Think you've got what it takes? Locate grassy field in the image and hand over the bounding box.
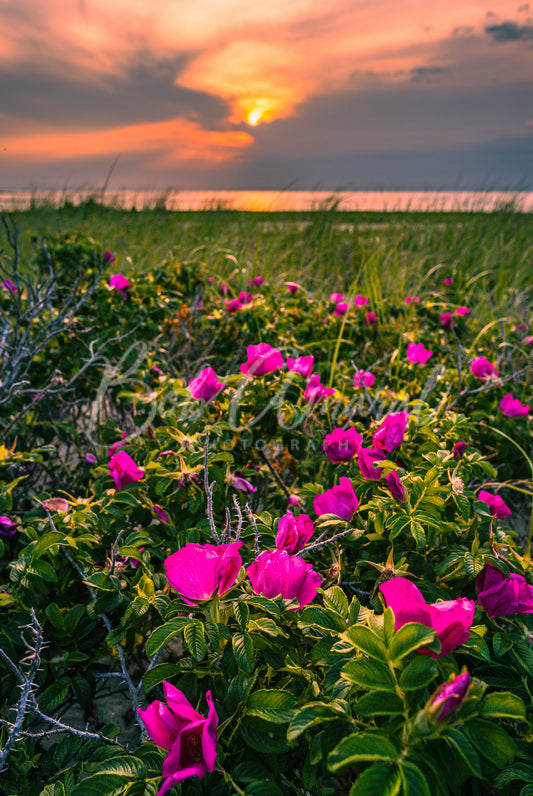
[2,199,532,321]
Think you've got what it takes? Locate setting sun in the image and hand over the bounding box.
[247,107,264,126]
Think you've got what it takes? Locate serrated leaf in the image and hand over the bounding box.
[297,605,348,633]
[348,597,361,625]
[46,603,65,630]
[232,631,255,671]
[410,521,426,548]
[465,719,517,768]
[142,663,180,693]
[39,682,70,713]
[183,621,206,661]
[354,692,404,716]
[246,689,298,724]
[480,692,527,721]
[71,773,132,796]
[444,727,483,778]
[93,756,147,777]
[145,618,191,657]
[31,531,64,561]
[234,600,250,630]
[329,734,398,772]
[495,763,533,789]
[244,596,281,619]
[287,702,347,741]
[348,763,401,796]
[341,625,388,662]
[324,586,349,617]
[341,658,396,692]
[389,622,437,663]
[248,617,286,637]
[400,761,432,796]
[399,656,438,691]
[224,672,258,714]
[244,782,284,796]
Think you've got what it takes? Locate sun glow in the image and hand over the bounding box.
[241,98,278,126]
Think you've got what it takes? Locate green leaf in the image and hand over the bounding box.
[383,607,395,646]
[46,603,65,630]
[324,586,349,617]
[244,596,281,619]
[287,702,348,741]
[71,773,132,796]
[246,689,298,724]
[410,521,427,548]
[142,663,181,693]
[329,734,398,772]
[480,692,527,721]
[234,600,250,630]
[248,617,285,637]
[341,659,396,692]
[39,681,70,713]
[348,763,401,796]
[348,597,361,625]
[244,782,284,796]
[399,656,438,691]
[183,621,206,661]
[83,572,118,592]
[512,640,533,675]
[400,761,432,796]
[389,623,437,663]
[354,692,404,716]
[495,763,533,789]
[444,728,483,778]
[232,631,255,671]
[93,757,147,777]
[341,626,388,662]
[297,605,348,633]
[225,672,258,714]
[465,719,517,768]
[31,531,64,561]
[145,618,191,657]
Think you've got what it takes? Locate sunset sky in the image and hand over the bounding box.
[1,0,532,190]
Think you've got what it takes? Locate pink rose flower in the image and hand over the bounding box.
[499,393,529,417]
[407,342,433,365]
[109,273,131,298]
[357,447,386,481]
[372,411,408,453]
[137,682,217,796]
[478,489,511,519]
[476,564,533,617]
[188,367,225,402]
[107,432,129,457]
[354,294,369,306]
[165,541,243,605]
[220,282,229,295]
[238,291,253,305]
[240,343,284,376]
[330,292,344,303]
[440,312,454,329]
[304,374,335,404]
[322,427,362,463]
[426,673,471,722]
[333,301,349,317]
[385,471,405,502]
[1,278,18,294]
[286,281,300,294]
[288,494,300,507]
[103,251,116,264]
[455,306,470,316]
[253,275,264,287]
[405,296,420,305]
[353,370,375,389]
[470,356,497,380]
[232,476,257,494]
[275,510,314,554]
[247,549,321,608]
[364,311,378,325]
[109,451,144,490]
[224,298,243,313]
[286,355,314,377]
[154,505,170,524]
[84,452,97,464]
[313,476,359,521]
[453,441,466,459]
[0,516,17,537]
[379,577,475,658]
[442,278,453,286]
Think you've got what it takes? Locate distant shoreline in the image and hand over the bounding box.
[1,188,533,213]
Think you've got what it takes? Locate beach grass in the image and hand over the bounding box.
[1,198,532,320]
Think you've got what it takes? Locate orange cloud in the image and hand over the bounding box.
[2,117,254,166]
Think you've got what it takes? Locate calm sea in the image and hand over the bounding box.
[1,189,533,213]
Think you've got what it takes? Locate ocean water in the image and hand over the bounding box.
[1,189,532,213]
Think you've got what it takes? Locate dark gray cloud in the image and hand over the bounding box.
[0,53,231,129]
[2,134,531,191]
[410,66,449,81]
[485,21,533,41]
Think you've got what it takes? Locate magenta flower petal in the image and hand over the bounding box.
[478,490,511,519]
[372,411,408,453]
[313,476,358,520]
[189,367,225,401]
[240,343,284,376]
[247,549,321,608]
[322,427,362,463]
[164,542,243,604]
[275,510,314,554]
[476,564,533,617]
[109,451,144,490]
